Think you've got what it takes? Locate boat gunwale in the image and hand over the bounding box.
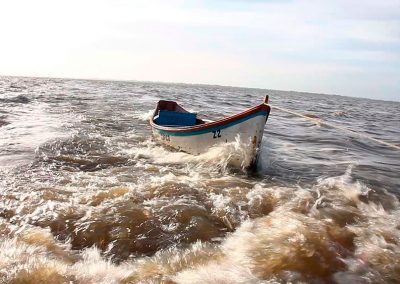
[149,101,271,133]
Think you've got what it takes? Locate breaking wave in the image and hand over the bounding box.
[1,168,399,283]
[125,135,258,172]
[1,77,399,283]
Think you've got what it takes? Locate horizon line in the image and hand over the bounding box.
[1,73,398,103]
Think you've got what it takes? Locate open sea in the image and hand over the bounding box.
[0,76,399,283]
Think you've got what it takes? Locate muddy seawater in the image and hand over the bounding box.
[0,76,399,283]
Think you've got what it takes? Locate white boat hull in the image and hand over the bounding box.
[149,97,271,168]
[152,114,267,162]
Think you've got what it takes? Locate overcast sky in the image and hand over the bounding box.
[0,0,399,101]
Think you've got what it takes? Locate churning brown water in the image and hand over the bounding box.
[0,76,399,283]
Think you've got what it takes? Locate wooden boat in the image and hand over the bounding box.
[149,96,271,167]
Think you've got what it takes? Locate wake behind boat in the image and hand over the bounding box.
[149,96,271,167]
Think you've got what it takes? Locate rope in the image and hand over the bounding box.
[271,105,400,151]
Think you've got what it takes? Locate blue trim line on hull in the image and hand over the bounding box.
[157,111,269,136]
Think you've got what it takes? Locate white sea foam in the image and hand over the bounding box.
[0,102,76,167]
[0,167,399,283]
[124,135,256,173]
[132,110,154,122]
[1,78,399,283]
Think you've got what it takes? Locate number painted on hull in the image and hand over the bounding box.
[212,130,221,139]
[161,134,170,141]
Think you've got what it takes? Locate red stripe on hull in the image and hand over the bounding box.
[150,101,271,133]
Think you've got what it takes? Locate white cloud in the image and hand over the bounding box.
[0,0,399,100]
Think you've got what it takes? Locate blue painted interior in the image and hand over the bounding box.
[155,110,197,126]
[157,110,269,136]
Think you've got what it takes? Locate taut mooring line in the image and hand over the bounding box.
[271,105,400,151]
